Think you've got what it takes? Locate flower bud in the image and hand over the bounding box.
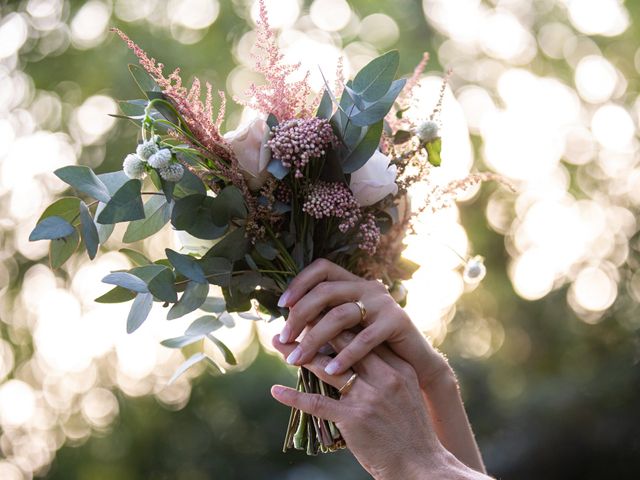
[159,163,184,182]
[122,153,146,179]
[148,149,172,169]
[415,120,440,143]
[136,140,159,161]
[463,255,486,284]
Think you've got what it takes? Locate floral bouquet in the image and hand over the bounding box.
[28,1,492,455]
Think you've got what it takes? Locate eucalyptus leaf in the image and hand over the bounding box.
[349,78,406,127]
[79,201,99,259]
[94,202,114,244]
[352,50,399,101]
[342,120,384,174]
[94,286,136,304]
[97,171,130,196]
[206,335,237,365]
[123,195,171,243]
[119,248,152,266]
[102,272,149,293]
[128,64,161,97]
[49,229,79,269]
[173,167,206,198]
[218,311,235,327]
[54,165,111,203]
[96,179,145,224]
[165,248,207,284]
[199,256,232,287]
[185,315,224,336]
[316,88,333,119]
[200,297,226,313]
[211,186,248,221]
[167,281,209,320]
[172,194,228,240]
[118,99,147,118]
[126,292,153,333]
[38,197,80,223]
[161,335,205,349]
[255,242,278,260]
[167,352,206,385]
[30,216,75,241]
[202,227,249,263]
[130,264,177,303]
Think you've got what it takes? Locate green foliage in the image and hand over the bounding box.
[425,137,442,167]
[96,179,145,224]
[49,229,80,269]
[165,248,207,284]
[37,197,81,223]
[127,292,154,333]
[167,281,209,320]
[185,315,224,336]
[123,195,172,243]
[128,64,160,97]
[54,165,111,203]
[79,201,99,259]
[102,272,149,293]
[341,119,384,173]
[352,50,399,101]
[29,216,75,241]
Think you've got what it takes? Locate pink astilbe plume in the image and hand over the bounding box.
[238,0,312,121]
[110,28,233,164]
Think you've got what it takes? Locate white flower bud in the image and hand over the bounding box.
[122,153,146,179]
[148,149,172,169]
[463,255,486,284]
[159,163,184,182]
[390,282,408,305]
[136,140,159,161]
[415,120,440,143]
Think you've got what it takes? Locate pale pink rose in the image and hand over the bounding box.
[349,150,398,207]
[223,116,271,190]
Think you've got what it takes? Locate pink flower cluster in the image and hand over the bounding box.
[357,213,381,255]
[302,182,360,233]
[268,118,336,178]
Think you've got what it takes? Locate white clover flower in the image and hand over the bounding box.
[159,163,184,182]
[148,149,172,169]
[122,153,147,179]
[463,255,486,285]
[415,120,440,143]
[136,140,159,161]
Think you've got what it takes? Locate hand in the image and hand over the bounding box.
[278,258,450,392]
[270,332,491,480]
[278,258,486,473]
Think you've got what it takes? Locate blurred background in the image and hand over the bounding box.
[1,0,639,478]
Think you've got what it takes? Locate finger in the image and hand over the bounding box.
[289,303,363,365]
[271,386,344,422]
[372,342,418,381]
[272,336,355,389]
[325,321,394,376]
[329,330,393,381]
[278,258,360,309]
[281,281,365,344]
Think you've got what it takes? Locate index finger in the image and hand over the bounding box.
[278,258,360,308]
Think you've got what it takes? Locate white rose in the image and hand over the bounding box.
[223,116,271,190]
[349,150,398,207]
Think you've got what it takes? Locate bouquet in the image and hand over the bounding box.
[29,1,493,455]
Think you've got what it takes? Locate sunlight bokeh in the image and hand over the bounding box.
[0,0,638,477]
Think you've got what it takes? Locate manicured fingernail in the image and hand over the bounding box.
[324,360,340,375]
[279,324,291,343]
[277,290,290,308]
[286,347,302,365]
[271,385,285,397]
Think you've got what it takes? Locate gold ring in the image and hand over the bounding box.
[353,300,367,322]
[338,373,358,396]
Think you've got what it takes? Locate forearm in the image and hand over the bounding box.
[421,369,486,474]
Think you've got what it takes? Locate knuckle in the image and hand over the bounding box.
[331,303,352,319]
[313,258,331,271]
[356,328,377,348]
[314,281,331,295]
[309,394,325,414]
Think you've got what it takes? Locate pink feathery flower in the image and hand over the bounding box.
[110,28,233,164]
[267,118,336,178]
[385,52,430,132]
[237,0,313,121]
[303,182,360,233]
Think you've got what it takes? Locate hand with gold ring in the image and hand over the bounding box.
[277,258,486,474]
[270,332,493,480]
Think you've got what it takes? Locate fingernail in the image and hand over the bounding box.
[277,290,290,308]
[271,385,285,397]
[286,347,302,365]
[324,360,340,375]
[279,324,291,343]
